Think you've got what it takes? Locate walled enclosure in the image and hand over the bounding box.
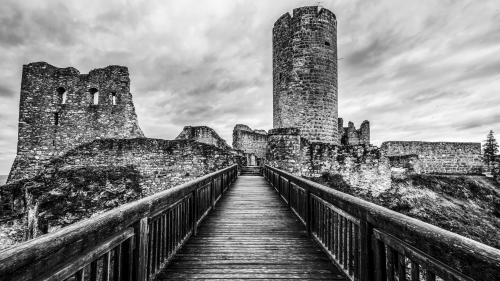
[176,126,232,151]
[267,128,391,195]
[8,62,144,183]
[273,6,338,144]
[232,124,268,166]
[381,141,483,174]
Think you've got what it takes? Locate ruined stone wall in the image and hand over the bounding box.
[0,137,241,237]
[176,126,231,150]
[266,128,390,194]
[8,62,144,183]
[381,141,483,174]
[54,138,240,195]
[273,6,338,144]
[232,124,268,161]
[338,118,370,145]
[387,154,422,175]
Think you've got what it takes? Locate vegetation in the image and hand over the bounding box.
[483,130,499,167]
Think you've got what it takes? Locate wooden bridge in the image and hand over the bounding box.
[1,165,499,281]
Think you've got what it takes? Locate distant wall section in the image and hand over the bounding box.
[232,124,268,166]
[176,126,231,150]
[381,141,483,174]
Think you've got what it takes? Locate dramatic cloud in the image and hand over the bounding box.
[0,0,499,174]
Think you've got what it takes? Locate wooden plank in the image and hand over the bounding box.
[156,176,347,280]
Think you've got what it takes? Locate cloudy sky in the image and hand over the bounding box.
[0,0,499,175]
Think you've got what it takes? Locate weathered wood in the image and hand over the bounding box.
[37,227,133,281]
[135,217,148,281]
[0,165,237,281]
[264,165,500,281]
[156,176,347,280]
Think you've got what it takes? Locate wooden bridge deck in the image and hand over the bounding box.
[156,175,347,280]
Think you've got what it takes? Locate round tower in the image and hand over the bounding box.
[273,6,338,144]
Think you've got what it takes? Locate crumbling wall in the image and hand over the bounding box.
[0,137,241,239]
[232,124,268,165]
[8,62,144,183]
[273,6,338,144]
[387,154,422,176]
[381,141,483,174]
[338,118,370,145]
[176,126,231,150]
[266,127,390,194]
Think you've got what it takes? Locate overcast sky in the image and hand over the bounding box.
[0,0,499,175]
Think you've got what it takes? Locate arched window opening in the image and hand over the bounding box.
[57,87,67,104]
[54,112,59,126]
[111,92,117,105]
[89,88,99,105]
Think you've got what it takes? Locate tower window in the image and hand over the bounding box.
[54,112,59,125]
[111,92,117,105]
[57,87,67,104]
[89,88,99,105]
[325,41,331,47]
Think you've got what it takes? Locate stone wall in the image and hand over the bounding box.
[338,119,370,145]
[381,141,483,174]
[176,126,231,150]
[8,62,144,183]
[232,124,268,165]
[387,154,422,176]
[0,137,241,237]
[266,127,391,194]
[266,128,302,173]
[273,6,338,144]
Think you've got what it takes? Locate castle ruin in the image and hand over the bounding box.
[0,5,487,239]
[8,62,144,182]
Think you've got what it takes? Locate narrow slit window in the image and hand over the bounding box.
[57,87,67,104]
[54,112,59,125]
[111,92,117,105]
[89,88,99,105]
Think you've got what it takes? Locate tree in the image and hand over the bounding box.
[483,130,499,167]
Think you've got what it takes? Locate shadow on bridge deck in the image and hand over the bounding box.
[155,175,347,280]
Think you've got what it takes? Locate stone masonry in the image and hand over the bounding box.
[232,124,268,166]
[8,62,144,182]
[176,126,232,151]
[381,141,483,174]
[338,119,370,145]
[273,6,338,144]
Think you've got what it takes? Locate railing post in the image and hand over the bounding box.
[359,219,374,281]
[134,217,149,281]
[306,190,312,236]
[210,178,215,210]
[191,189,198,236]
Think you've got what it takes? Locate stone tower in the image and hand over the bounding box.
[8,62,144,182]
[273,6,338,144]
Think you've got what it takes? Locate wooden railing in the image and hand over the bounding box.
[264,165,500,281]
[0,165,238,281]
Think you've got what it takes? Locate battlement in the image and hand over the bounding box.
[338,119,370,146]
[273,6,336,29]
[8,62,144,182]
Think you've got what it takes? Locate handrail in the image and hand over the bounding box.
[0,164,238,281]
[263,165,500,281]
